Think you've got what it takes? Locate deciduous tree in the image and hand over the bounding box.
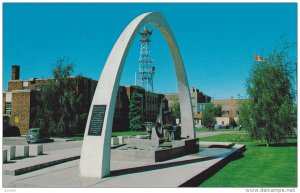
[214,104,222,117]
[239,43,296,146]
[32,58,89,136]
[229,117,237,128]
[202,103,217,130]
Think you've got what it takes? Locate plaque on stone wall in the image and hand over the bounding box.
[88,105,106,136]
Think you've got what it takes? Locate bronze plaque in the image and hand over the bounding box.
[88,105,106,136]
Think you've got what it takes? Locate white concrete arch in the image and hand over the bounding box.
[80,12,195,178]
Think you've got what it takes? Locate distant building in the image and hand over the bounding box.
[211,98,248,118]
[113,85,165,131]
[164,87,211,124]
[3,65,166,134]
[211,98,249,126]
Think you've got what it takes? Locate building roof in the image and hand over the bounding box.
[8,75,97,82]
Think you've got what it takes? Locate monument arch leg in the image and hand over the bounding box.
[80,12,195,178]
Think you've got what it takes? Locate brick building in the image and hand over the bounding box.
[113,85,165,131]
[3,65,98,135]
[164,87,211,124]
[3,65,166,134]
[211,98,248,118]
[211,98,249,126]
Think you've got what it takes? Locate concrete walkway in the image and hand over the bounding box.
[2,131,240,177]
[196,131,243,138]
[3,143,246,188]
[3,147,81,176]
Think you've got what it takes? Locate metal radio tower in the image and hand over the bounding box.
[137,26,155,92]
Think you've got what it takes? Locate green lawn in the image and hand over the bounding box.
[195,127,240,133]
[199,134,297,187]
[111,131,148,137]
[53,131,148,141]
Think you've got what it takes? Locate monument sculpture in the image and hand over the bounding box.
[111,98,199,163]
[80,12,195,178]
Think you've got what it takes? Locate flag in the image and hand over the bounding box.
[254,52,267,62]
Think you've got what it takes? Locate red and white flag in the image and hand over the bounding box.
[254,52,267,62]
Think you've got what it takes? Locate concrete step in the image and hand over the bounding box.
[3,148,81,176]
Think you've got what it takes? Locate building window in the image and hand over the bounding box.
[222,111,229,116]
[236,111,240,115]
[197,103,209,114]
[35,85,42,91]
[23,81,29,89]
[5,102,11,115]
[222,104,229,109]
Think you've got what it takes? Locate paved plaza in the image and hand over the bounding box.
[2,133,245,188]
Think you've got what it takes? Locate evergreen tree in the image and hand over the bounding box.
[129,90,144,131]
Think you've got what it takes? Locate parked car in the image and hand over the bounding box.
[26,128,50,143]
[214,124,226,129]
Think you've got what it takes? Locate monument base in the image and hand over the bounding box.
[111,138,199,162]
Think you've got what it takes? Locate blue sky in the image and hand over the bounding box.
[3,3,297,99]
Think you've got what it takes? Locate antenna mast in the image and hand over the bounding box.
[137,26,155,92]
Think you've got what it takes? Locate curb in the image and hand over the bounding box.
[179,144,246,187]
[3,155,80,176]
